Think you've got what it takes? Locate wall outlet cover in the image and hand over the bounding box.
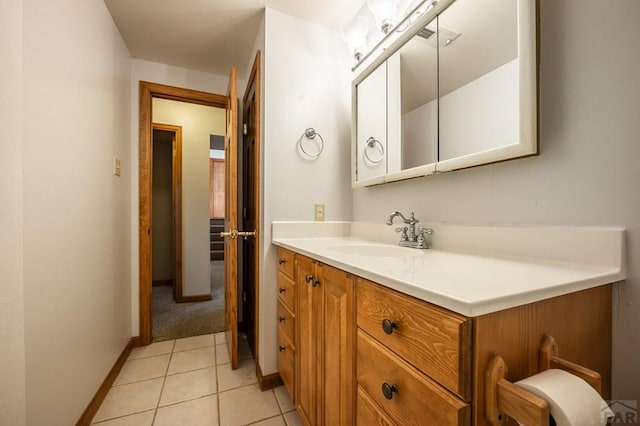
[314,204,325,222]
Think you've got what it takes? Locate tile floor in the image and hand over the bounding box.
[92,333,302,426]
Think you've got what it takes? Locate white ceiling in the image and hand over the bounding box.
[104,0,365,76]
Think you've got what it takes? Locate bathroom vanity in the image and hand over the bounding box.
[272,222,625,425]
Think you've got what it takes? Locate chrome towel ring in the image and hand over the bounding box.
[364,137,384,164]
[297,128,324,158]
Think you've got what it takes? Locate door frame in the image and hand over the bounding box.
[152,123,183,301]
[139,81,227,345]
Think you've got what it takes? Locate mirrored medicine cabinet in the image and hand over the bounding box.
[351,0,538,187]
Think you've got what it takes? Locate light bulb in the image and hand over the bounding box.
[341,16,369,61]
[367,0,398,34]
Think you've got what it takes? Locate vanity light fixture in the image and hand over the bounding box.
[341,16,370,61]
[396,0,435,32]
[367,0,399,34]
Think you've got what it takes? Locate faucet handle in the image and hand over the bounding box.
[418,227,434,236]
[395,227,409,241]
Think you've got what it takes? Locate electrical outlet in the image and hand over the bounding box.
[113,157,121,177]
[314,204,325,222]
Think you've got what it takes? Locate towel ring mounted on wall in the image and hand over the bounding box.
[297,128,324,159]
[363,136,384,164]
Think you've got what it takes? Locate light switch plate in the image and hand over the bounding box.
[314,204,325,222]
[113,157,121,177]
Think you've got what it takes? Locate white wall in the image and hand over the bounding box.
[129,60,239,334]
[152,98,225,296]
[261,8,353,374]
[352,0,640,400]
[21,0,132,423]
[0,0,26,423]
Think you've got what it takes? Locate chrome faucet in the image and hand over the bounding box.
[386,211,434,249]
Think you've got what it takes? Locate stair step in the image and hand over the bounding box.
[210,241,224,250]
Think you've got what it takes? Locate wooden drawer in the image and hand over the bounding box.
[276,247,295,279]
[277,330,295,401]
[357,385,395,426]
[277,300,295,345]
[277,271,296,311]
[357,279,471,399]
[357,330,469,426]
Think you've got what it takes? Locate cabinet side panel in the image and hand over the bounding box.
[473,285,612,426]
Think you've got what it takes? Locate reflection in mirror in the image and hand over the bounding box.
[392,18,438,171]
[356,63,387,182]
[438,0,519,161]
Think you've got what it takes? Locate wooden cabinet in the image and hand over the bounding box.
[276,247,611,426]
[295,255,355,426]
[276,248,296,400]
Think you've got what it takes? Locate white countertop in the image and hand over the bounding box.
[271,222,626,317]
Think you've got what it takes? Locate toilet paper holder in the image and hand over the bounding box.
[485,334,603,426]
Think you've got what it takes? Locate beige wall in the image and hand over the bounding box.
[352,0,640,400]
[21,0,132,423]
[152,98,225,296]
[0,0,26,423]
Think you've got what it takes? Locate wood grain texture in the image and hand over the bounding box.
[76,337,138,425]
[210,159,225,219]
[277,247,295,279]
[357,385,396,426]
[318,263,356,426]
[277,300,295,347]
[224,66,239,369]
[473,284,612,426]
[357,278,471,399]
[256,364,284,391]
[139,81,226,345]
[295,255,317,426]
[277,271,296,313]
[278,327,296,401]
[357,330,470,426]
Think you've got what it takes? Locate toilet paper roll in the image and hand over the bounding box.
[515,369,613,426]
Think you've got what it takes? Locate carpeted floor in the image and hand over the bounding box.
[152,260,225,342]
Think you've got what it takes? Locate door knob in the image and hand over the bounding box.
[237,230,256,238]
[220,230,238,239]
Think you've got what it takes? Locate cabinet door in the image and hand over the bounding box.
[318,264,355,426]
[295,255,318,426]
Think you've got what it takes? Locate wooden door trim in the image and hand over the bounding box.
[243,51,263,384]
[152,123,183,302]
[210,158,225,219]
[139,81,226,345]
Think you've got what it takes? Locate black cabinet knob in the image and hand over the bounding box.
[305,274,313,283]
[279,288,286,294]
[279,316,286,323]
[381,383,398,400]
[312,279,321,287]
[279,258,286,265]
[279,345,286,352]
[382,319,398,335]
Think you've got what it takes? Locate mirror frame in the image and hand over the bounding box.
[351,0,538,187]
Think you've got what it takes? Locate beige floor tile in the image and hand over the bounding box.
[284,410,303,426]
[214,332,226,345]
[128,341,174,360]
[216,343,230,365]
[159,367,217,406]
[251,415,286,426]
[154,395,218,426]
[174,334,215,352]
[167,346,215,375]
[113,354,170,385]
[218,385,280,426]
[93,378,163,423]
[90,410,154,425]
[273,386,295,413]
[217,358,257,392]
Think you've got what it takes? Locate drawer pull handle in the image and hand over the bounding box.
[279,345,286,352]
[382,319,398,335]
[305,274,314,283]
[279,258,286,265]
[279,316,286,323]
[381,383,398,400]
[312,279,321,288]
[279,288,286,294]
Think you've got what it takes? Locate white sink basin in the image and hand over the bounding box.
[328,244,423,258]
